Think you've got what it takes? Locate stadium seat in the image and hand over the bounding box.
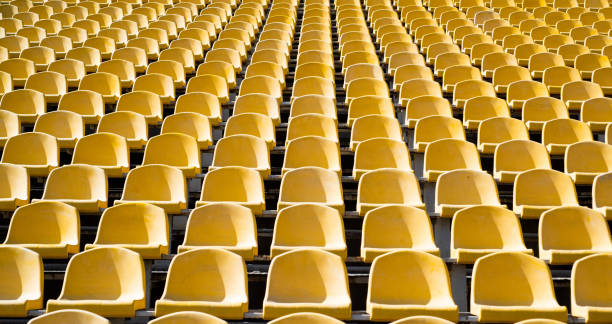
[238,76,281,104]
[344,63,383,89]
[48,59,87,87]
[233,93,280,126]
[539,206,612,265]
[405,96,452,128]
[78,72,121,104]
[1,132,58,177]
[0,89,45,124]
[593,172,612,220]
[575,53,611,79]
[565,141,612,184]
[267,312,344,324]
[494,140,551,183]
[149,311,227,324]
[506,80,549,110]
[478,116,529,154]
[435,169,501,217]
[245,62,285,88]
[282,136,341,175]
[133,73,176,104]
[160,112,212,149]
[451,205,531,263]
[85,203,168,259]
[580,97,612,132]
[514,169,579,219]
[142,133,200,177]
[292,76,335,101]
[116,90,163,124]
[353,138,411,180]
[367,250,458,322]
[58,90,103,124]
[470,252,568,322]
[345,78,389,105]
[72,133,129,177]
[442,66,481,94]
[198,166,265,215]
[350,115,403,151]
[210,134,270,178]
[178,203,257,260]
[271,203,346,259]
[98,59,136,88]
[492,65,531,94]
[0,58,35,88]
[20,46,55,71]
[278,166,344,213]
[542,118,593,155]
[592,67,612,95]
[413,116,464,153]
[97,111,148,149]
[127,37,160,60]
[262,248,351,320]
[115,164,187,213]
[46,247,145,317]
[452,80,496,108]
[0,110,19,148]
[24,71,67,104]
[346,96,394,127]
[399,79,442,107]
[28,310,110,324]
[33,111,83,148]
[155,248,248,319]
[357,169,424,216]
[286,114,338,145]
[542,66,582,95]
[394,65,434,92]
[361,205,438,262]
[463,96,509,131]
[174,92,222,126]
[561,80,604,110]
[571,253,612,323]
[0,246,43,317]
[522,97,569,131]
[424,139,481,182]
[224,113,276,150]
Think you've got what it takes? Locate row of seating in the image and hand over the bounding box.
[2,244,610,322]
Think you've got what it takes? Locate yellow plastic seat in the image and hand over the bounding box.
[357,168,424,216]
[296,62,335,84]
[413,115,464,153]
[361,205,438,262]
[542,118,593,155]
[184,74,228,104]
[150,311,228,324]
[478,116,529,154]
[522,97,569,131]
[72,133,129,177]
[513,169,579,219]
[0,246,43,317]
[116,90,162,124]
[404,96,452,128]
[0,110,19,148]
[451,205,531,263]
[592,67,612,96]
[452,79,496,108]
[539,206,612,265]
[47,59,86,87]
[210,134,270,178]
[224,113,276,150]
[367,250,458,322]
[98,59,136,88]
[250,49,287,74]
[289,94,336,121]
[492,65,531,95]
[170,38,204,62]
[470,252,568,322]
[424,139,482,182]
[565,141,612,184]
[399,79,442,107]
[0,163,28,211]
[350,114,402,151]
[33,164,106,213]
[245,62,285,88]
[593,171,612,220]
[393,65,434,92]
[20,46,54,71]
[286,114,337,145]
[346,95,394,127]
[3,201,79,259]
[28,310,111,324]
[83,36,115,60]
[561,80,604,110]
[571,253,612,323]
[267,312,344,324]
[292,76,335,102]
[115,164,186,213]
[353,138,411,180]
[142,133,200,177]
[57,90,103,124]
[542,66,581,95]
[233,93,280,126]
[133,73,175,104]
[127,37,160,60]
[197,166,265,215]
[159,47,195,74]
[16,26,45,45]
[575,53,611,79]
[271,203,346,259]
[507,80,549,110]
[441,65,480,94]
[174,92,221,126]
[24,71,67,104]
[464,96,510,131]
[282,136,341,175]
[196,61,236,90]
[85,203,168,259]
[481,52,518,78]
[178,203,257,259]
[263,248,351,320]
[0,58,34,87]
[581,97,612,132]
[97,111,147,149]
[0,88,44,123]
[435,169,501,217]
[278,167,344,213]
[160,112,212,150]
[78,72,121,104]
[388,52,425,76]
[33,111,83,148]
[494,139,551,183]
[155,248,248,319]
[46,247,145,317]
[1,132,58,177]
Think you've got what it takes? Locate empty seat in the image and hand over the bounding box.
[178,203,257,260]
[0,163,28,211]
[478,116,529,154]
[0,246,43,317]
[78,72,121,103]
[20,46,54,71]
[542,118,593,155]
[233,93,280,126]
[263,248,351,320]
[155,248,248,319]
[494,140,551,183]
[72,133,129,177]
[160,112,211,150]
[580,97,612,132]
[561,80,604,110]
[413,116,464,153]
[404,96,452,128]
[142,133,200,177]
[388,316,456,324]
[98,59,136,88]
[271,203,346,259]
[115,165,186,213]
[28,310,110,324]
[470,252,568,322]
[174,92,222,126]
[357,169,424,216]
[84,202,168,259]
[507,80,549,110]
[451,205,531,264]
[116,90,163,124]
[48,59,86,87]
[57,90,103,124]
[539,206,612,265]
[361,205,438,262]
[575,53,611,79]
[0,58,34,88]
[492,65,531,94]
[346,96,394,127]
[198,166,265,215]
[1,132,58,177]
[46,247,145,317]
[514,169,579,219]
[33,111,83,148]
[97,111,147,149]
[453,80,496,108]
[350,115,402,151]
[367,250,458,322]
[278,166,343,213]
[224,113,276,150]
[399,79,442,107]
[424,139,481,182]
[353,138,411,180]
[245,62,285,88]
[592,67,612,95]
[593,172,612,220]
[133,73,175,104]
[522,97,569,131]
[571,253,612,323]
[542,66,582,95]
[345,78,389,105]
[565,141,612,184]
[435,169,501,217]
[24,71,67,104]
[286,114,338,145]
[282,136,341,175]
[210,134,270,179]
[292,76,335,101]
